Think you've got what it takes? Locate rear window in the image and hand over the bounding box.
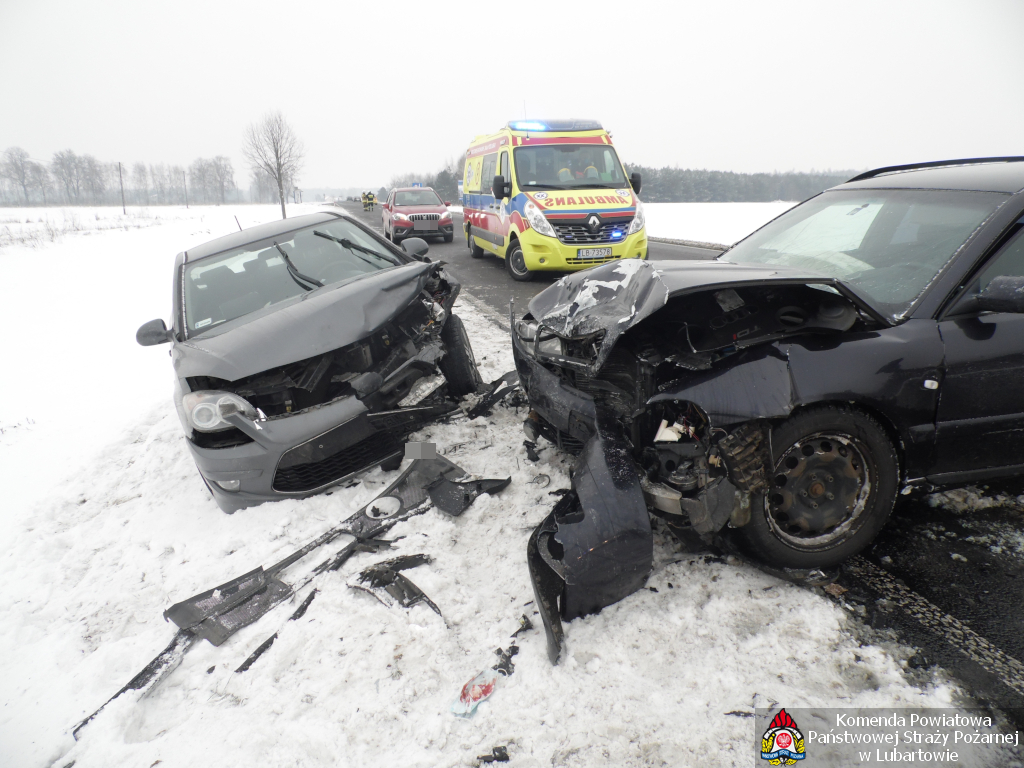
[395,190,442,206]
[183,217,400,336]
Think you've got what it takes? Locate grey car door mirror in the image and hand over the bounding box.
[976,275,1024,314]
[401,237,430,260]
[137,318,172,346]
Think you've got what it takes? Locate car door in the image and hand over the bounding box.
[383,190,394,232]
[931,215,1024,479]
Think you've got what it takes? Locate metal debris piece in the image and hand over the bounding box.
[523,440,540,462]
[427,476,512,516]
[529,474,551,488]
[492,644,519,676]
[349,554,442,617]
[477,746,510,763]
[510,614,534,639]
[466,371,519,420]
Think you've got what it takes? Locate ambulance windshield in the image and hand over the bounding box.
[514,145,628,189]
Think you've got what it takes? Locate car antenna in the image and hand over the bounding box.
[234,215,243,232]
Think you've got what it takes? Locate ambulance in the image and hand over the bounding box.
[462,119,646,281]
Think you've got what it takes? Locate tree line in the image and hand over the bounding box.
[621,165,861,203]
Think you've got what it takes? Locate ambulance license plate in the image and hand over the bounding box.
[577,247,612,259]
[414,221,438,231]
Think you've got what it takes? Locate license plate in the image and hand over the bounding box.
[414,221,438,231]
[577,247,612,259]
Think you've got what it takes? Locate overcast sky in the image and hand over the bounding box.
[2,0,1022,190]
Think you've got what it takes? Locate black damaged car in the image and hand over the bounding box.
[512,157,1024,660]
[137,211,480,513]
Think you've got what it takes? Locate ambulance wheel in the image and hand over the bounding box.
[468,230,485,258]
[505,241,534,282]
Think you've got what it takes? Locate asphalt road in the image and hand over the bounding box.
[342,200,1024,722]
[339,200,721,317]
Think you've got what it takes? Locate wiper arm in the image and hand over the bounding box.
[314,230,399,267]
[274,241,323,291]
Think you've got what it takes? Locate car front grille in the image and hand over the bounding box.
[409,213,440,221]
[273,431,401,493]
[553,219,633,245]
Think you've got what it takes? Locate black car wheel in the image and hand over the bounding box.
[383,222,391,241]
[438,313,482,396]
[468,227,485,258]
[505,241,534,282]
[443,232,454,243]
[735,405,897,569]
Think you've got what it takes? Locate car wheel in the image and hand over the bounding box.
[443,232,454,243]
[505,240,534,282]
[383,222,391,241]
[734,405,898,569]
[438,313,482,396]
[468,228,485,258]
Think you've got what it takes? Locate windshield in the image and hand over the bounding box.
[513,145,628,189]
[395,189,442,206]
[184,217,400,335]
[720,188,1008,320]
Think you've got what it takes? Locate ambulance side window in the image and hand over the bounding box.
[500,151,510,185]
[481,153,497,197]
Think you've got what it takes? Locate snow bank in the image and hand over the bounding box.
[643,201,799,246]
[0,216,961,768]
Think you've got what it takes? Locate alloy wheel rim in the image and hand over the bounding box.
[511,248,528,275]
[765,431,873,549]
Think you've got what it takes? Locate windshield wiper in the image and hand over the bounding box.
[314,230,399,267]
[274,241,324,291]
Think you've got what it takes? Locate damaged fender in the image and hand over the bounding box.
[527,416,653,663]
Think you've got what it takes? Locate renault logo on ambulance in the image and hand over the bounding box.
[462,119,647,282]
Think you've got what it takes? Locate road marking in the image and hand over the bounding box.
[847,556,1024,697]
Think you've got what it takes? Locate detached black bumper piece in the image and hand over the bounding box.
[527,420,653,663]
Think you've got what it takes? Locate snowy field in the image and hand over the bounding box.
[643,201,798,246]
[0,204,992,767]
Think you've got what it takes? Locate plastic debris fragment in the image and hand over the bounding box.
[477,746,510,763]
[427,476,511,516]
[466,371,519,419]
[451,668,499,718]
[349,554,442,617]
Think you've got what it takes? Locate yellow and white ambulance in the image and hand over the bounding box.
[462,119,646,281]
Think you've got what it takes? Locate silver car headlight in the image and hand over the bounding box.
[182,390,257,432]
[628,200,645,235]
[524,201,557,238]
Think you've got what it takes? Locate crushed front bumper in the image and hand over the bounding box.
[188,394,452,514]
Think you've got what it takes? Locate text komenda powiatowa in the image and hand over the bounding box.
[806,713,1019,752]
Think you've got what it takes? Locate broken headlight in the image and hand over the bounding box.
[516,319,564,357]
[183,390,257,432]
[628,200,645,235]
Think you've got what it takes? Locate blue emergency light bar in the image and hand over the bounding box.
[507,119,603,132]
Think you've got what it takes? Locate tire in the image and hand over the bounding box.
[505,240,534,282]
[443,232,454,243]
[383,221,391,241]
[734,405,898,569]
[438,313,482,396]
[467,227,485,258]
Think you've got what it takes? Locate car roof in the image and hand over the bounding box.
[837,159,1024,194]
[395,187,436,192]
[184,211,344,261]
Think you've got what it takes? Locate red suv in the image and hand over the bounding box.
[382,187,454,244]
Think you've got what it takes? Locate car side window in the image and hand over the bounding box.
[975,217,1024,292]
[481,153,497,195]
[500,151,509,183]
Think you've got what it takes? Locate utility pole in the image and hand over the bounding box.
[183,170,188,209]
[117,162,126,214]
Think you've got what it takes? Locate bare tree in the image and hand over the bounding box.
[2,147,32,204]
[210,156,234,204]
[189,158,212,203]
[242,110,304,219]
[131,162,148,205]
[51,149,81,203]
[28,162,51,205]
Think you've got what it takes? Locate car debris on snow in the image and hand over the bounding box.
[348,554,442,617]
[476,746,510,763]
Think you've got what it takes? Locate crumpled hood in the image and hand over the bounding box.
[526,258,873,372]
[173,262,435,381]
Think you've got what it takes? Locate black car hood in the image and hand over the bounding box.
[173,262,435,381]
[526,259,882,372]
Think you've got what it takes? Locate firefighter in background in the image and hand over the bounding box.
[364,191,376,212]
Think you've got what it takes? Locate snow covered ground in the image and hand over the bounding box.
[0,205,985,768]
[644,201,798,246]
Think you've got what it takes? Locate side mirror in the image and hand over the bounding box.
[137,318,172,346]
[976,275,1024,314]
[630,172,642,195]
[492,175,510,200]
[401,237,430,260]
[444,201,451,206]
